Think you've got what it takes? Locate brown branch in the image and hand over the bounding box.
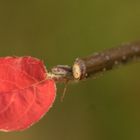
[73,41,140,80]
[48,41,140,82]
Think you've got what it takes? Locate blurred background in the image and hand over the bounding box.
[0,0,140,140]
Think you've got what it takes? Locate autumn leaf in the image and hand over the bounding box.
[0,56,56,132]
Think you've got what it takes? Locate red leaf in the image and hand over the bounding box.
[0,56,56,132]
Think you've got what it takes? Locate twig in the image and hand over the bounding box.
[48,41,140,82]
[73,41,140,80]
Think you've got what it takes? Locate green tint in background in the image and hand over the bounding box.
[0,0,140,140]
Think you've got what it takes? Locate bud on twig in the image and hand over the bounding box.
[49,41,140,82]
